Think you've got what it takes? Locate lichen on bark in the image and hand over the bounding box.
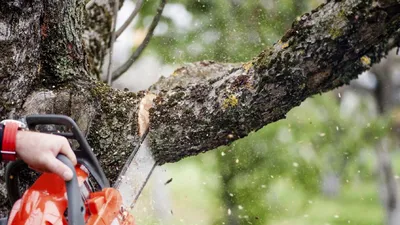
[86,82,144,183]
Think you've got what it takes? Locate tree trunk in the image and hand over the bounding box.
[371,53,400,225]
[1,0,400,214]
[376,138,400,225]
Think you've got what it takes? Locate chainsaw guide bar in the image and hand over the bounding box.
[113,129,157,209]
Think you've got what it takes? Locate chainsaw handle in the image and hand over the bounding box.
[25,115,77,128]
[57,154,85,225]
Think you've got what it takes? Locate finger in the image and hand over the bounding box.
[28,165,45,173]
[44,156,74,181]
[59,138,77,166]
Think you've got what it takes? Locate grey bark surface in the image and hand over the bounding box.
[1,0,400,215]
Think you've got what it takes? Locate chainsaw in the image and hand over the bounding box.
[1,114,157,225]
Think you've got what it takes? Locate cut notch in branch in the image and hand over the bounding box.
[111,0,166,82]
[138,93,157,137]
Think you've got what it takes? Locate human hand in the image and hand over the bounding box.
[15,131,77,181]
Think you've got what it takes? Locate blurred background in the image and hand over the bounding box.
[103,0,400,224]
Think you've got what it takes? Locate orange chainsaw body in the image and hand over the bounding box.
[7,165,135,225]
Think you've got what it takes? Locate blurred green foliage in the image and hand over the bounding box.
[136,0,324,63]
[209,92,390,225]
[128,0,397,224]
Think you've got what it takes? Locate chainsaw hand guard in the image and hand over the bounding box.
[4,115,135,225]
[5,114,110,206]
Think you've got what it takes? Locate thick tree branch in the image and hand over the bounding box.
[147,1,400,164]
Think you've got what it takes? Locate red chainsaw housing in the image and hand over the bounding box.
[7,165,135,225]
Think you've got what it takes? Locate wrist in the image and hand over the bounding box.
[0,124,3,159]
[1,122,18,161]
[0,119,27,161]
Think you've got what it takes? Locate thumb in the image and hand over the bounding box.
[44,156,74,181]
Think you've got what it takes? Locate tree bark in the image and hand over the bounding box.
[1,0,400,214]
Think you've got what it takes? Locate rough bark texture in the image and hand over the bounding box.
[1,0,400,215]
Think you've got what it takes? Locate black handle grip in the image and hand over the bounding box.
[26,115,77,128]
[57,154,85,225]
